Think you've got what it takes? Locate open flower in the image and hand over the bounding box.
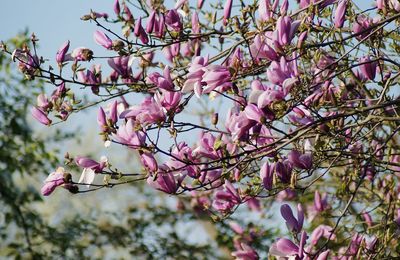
[76,156,108,187]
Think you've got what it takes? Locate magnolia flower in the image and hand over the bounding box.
[113,0,120,15]
[146,11,156,33]
[280,203,304,233]
[93,30,113,49]
[56,40,70,64]
[260,161,274,190]
[231,243,258,260]
[334,0,347,28]
[165,9,182,32]
[134,17,149,44]
[147,165,178,194]
[146,66,174,90]
[269,231,307,259]
[41,167,67,196]
[359,56,377,81]
[31,106,52,126]
[212,180,241,213]
[288,150,313,170]
[108,56,131,78]
[310,225,335,245]
[223,0,233,26]
[71,47,93,61]
[76,156,108,187]
[250,33,278,62]
[140,152,158,172]
[114,119,146,148]
[274,16,300,47]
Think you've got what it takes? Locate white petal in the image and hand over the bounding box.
[78,168,96,188]
[104,140,111,147]
[128,54,137,67]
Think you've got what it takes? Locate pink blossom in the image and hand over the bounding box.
[212,180,241,213]
[288,150,313,170]
[31,106,52,126]
[140,152,158,172]
[146,66,174,90]
[359,56,377,81]
[334,0,347,28]
[223,0,233,26]
[71,47,93,61]
[93,30,113,49]
[147,166,178,194]
[115,119,146,148]
[56,40,70,64]
[41,167,66,196]
[280,203,304,233]
[250,33,278,62]
[260,161,274,190]
[165,9,182,32]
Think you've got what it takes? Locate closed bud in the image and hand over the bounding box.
[212,113,219,125]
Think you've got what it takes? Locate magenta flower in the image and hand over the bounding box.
[231,243,258,260]
[31,106,52,126]
[334,0,347,28]
[146,11,156,33]
[223,0,233,26]
[165,9,182,32]
[75,156,107,173]
[269,231,307,259]
[199,169,222,188]
[191,12,200,34]
[352,15,372,40]
[115,119,146,148]
[109,100,118,124]
[113,0,120,16]
[147,166,178,194]
[146,66,174,90]
[140,152,158,172]
[260,161,274,190]
[71,47,93,61]
[193,132,220,159]
[212,180,241,213]
[310,225,335,245]
[280,203,304,233]
[288,150,313,170]
[197,0,205,9]
[269,238,299,258]
[108,56,131,78]
[181,56,208,95]
[134,17,149,44]
[266,56,295,85]
[314,190,329,212]
[359,56,377,80]
[41,167,67,196]
[244,104,265,123]
[56,40,70,64]
[97,107,107,131]
[154,13,165,38]
[121,97,166,125]
[258,0,273,21]
[250,33,278,62]
[274,16,300,47]
[201,65,231,94]
[93,30,113,49]
[155,89,182,110]
[37,94,50,110]
[275,160,292,183]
